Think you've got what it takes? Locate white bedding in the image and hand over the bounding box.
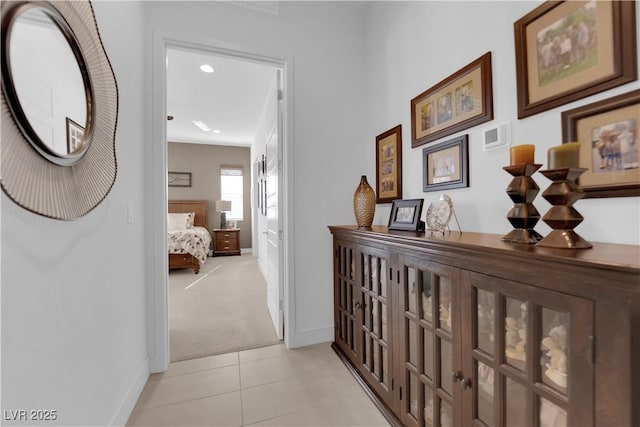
[168,226,211,263]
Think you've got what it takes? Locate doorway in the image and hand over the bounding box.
[149,37,291,371]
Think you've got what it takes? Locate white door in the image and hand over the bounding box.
[265,69,284,339]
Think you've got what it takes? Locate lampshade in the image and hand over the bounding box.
[216,200,232,212]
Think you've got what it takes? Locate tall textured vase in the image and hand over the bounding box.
[353,175,375,229]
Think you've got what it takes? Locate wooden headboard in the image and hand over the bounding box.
[168,200,209,228]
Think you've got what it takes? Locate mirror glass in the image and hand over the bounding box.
[8,6,88,159]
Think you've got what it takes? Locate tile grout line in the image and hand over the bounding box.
[149,361,240,380]
[237,352,245,426]
[237,348,344,392]
[240,368,359,426]
[134,388,242,415]
[237,365,338,393]
[136,364,242,413]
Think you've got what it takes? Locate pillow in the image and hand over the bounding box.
[168,213,191,230]
[185,212,195,228]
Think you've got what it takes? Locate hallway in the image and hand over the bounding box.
[126,343,390,426]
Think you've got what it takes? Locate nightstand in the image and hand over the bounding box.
[212,229,241,256]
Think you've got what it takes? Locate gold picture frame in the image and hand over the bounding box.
[375,125,402,203]
[561,89,639,198]
[514,1,637,119]
[411,52,493,148]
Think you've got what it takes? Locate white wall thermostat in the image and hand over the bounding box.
[482,121,511,151]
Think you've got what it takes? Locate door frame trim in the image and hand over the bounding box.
[147,31,294,372]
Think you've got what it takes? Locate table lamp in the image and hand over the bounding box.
[216,200,232,229]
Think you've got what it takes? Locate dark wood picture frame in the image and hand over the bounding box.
[262,178,267,216]
[411,52,493,148]
[257,178,262,213]
[168,171,192,187]
[388,198,425,231]
[255,156,262,178]
[514,1,637,119]
[375,125,403,203]
[422,134,469,192]
[561,89,639,198]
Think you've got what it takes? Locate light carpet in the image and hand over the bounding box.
[169,254,280,362]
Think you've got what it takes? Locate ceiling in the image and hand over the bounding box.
[166,47,277,147]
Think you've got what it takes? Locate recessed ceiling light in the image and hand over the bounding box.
[212,129,221,134]
[192,120,211,132]
[200,64,214,73]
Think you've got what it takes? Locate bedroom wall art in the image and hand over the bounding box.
[1,0,118,220]
[168,171,192,187]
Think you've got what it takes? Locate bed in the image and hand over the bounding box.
[168,200,212,274]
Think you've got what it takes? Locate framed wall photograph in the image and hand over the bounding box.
[422,134,469,192]
[514,1,637,119]
[376,125,403,203]
[264,179,268,215]
[411,52,493,148]
[561,89,639,198]
[255,156,262,178]
[168,171,192,187]
[66,117,84,154]
[388,199,425,231]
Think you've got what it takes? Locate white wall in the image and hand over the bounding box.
[365,1,640,245]
[146,1,368,347]
[1,2,148,426]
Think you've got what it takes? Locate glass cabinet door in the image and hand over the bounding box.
[461,271,594,427]
[398,255,460,427]
[334,241,358,360]
[358,246,394,405]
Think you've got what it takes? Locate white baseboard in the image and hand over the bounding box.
[288,325,334,348]
[109,357,150,427]
[241,248,253,254]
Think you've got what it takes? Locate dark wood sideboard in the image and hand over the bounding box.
[329,225,640,427]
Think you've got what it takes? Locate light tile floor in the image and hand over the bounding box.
[126,342,390,426]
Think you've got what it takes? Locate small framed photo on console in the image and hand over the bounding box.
[388,199,425,231]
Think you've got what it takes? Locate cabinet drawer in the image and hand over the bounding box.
[215,240,239,251]
[214,233,238,243]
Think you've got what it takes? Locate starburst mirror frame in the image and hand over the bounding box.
[1,0,118,220]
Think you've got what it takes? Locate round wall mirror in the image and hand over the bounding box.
[3,3,92,166]
[1,0,118,220]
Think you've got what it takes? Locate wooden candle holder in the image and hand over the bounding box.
[502,163,543,244]
[537,167,592,249]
